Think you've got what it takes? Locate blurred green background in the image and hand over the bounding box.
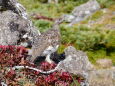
[19,0,115,66]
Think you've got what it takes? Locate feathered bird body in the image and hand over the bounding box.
[31,17,64,62]
[31,27,61,62]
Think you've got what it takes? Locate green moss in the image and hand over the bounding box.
[105,30,115,48]
[108,5,115,11]
[57,45,65,53]
[109,52,115,66]
[74,26,103,50]
[32,20,52,32]
[90,10,104,21]
[86,49,107,64]
[97,0,115,8]
[111,16,115,23]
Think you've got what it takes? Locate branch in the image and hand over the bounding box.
[9,62,62,74]
[33,14,55,21]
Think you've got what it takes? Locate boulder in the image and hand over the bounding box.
[58,46,93,75]
[64,0,100,26]
[57,46,93,86]
[72,0,100,16]
[0,0,40,46]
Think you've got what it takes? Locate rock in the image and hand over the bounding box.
[96,58,113,68]
[57,46,93,86]
[72,0,100,16]
[112,11,115,15]
[0,0,28,20]
[88,68,115,86]
[63,14,75,22]
[101,8,109,13]
[58,46,93,74]
[0,0,40,46]
[105,24,115,30]
[48,0,58,4]
[64,0,100,26]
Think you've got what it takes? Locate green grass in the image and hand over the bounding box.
[97,0,115,8]
[32,20,53,32]
[86,49,106,64]
[90,10,104,21]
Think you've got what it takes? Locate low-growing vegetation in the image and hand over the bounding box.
[0,0,115,86]
[18,0,115,66]
[0,45,82,86]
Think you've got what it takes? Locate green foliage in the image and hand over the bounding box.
[109,51,115,66]
[87,48,115,65]
[57,45,65,53]
[61,25,104,50]
[38,0,47,3]
[105,30,115,48]
[60,25,77,44]
[70,74,81,86]
[60,25,115,65]
[97,0,115,8]
[59,0,88,3]
[61,2,75,13]
[90,10,104,21]
[33,20,52,32]
[75,26,103,50]
[70,79,80,86]
[86,49,106,64]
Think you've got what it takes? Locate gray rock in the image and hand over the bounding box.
[0,0,40,46]
[112,11,115,15]
[64,0,100,26]
[58,46,93,75]
[72,0,100,17]
[63,14,75,22]
[0,0,28,19]
[57,46,93,86]
[88,68,115,86]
